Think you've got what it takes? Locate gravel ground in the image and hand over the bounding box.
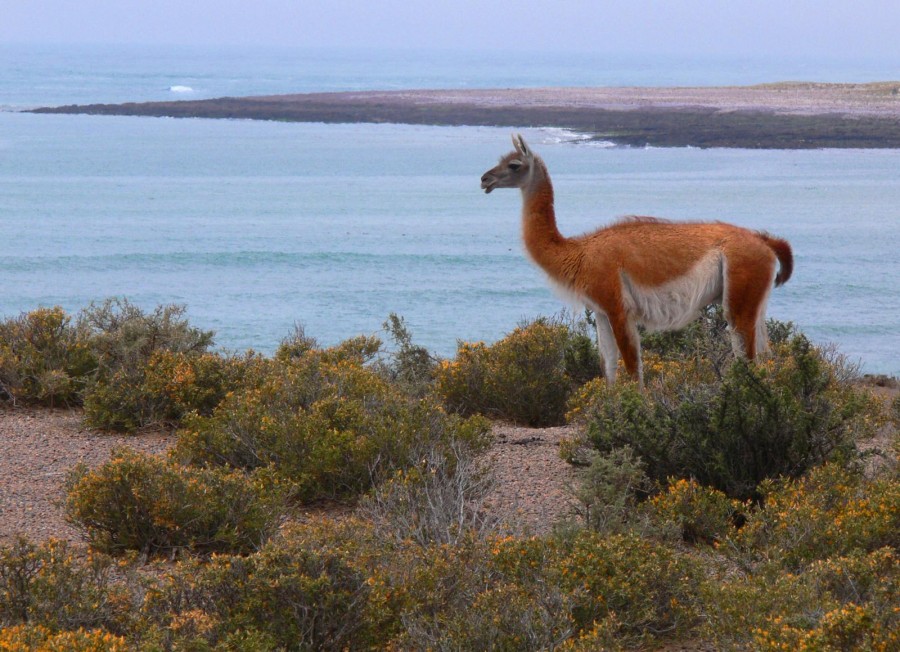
[0,407,580,545]
[291,83,900,118]
[482,423,581,534]
[0,407,173,546]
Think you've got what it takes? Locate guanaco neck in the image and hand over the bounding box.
[520,157,579,283]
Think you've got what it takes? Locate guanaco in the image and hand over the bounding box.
[480,134,793,384]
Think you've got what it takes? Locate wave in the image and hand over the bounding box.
[0,250,516,273]
[539,128,616,148]
[169,85,194,93]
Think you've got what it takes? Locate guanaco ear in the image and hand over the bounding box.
[512,133,532,159]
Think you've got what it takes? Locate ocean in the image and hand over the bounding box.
[1,44,898,375]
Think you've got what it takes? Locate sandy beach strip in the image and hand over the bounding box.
[31,82,900,148]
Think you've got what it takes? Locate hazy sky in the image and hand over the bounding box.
[3,0,899,58]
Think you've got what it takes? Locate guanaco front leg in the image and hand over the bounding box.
[594,312,620,385]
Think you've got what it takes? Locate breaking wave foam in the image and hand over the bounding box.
[540,128,616,148]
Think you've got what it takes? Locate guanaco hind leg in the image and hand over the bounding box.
[607,312,643,384]
[724,264,775,360]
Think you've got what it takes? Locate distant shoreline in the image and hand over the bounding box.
[29,82,900,148]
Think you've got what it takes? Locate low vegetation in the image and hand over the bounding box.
[0,300,896,649]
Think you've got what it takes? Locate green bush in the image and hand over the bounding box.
[435,316,600,427]
[0,538,127,633]
[376,313,438,399]
[174,346,490,503]
[65,448,284,556]
[570,334,883,499]
[568,447,651,535]
[0,307,96,406]
[79,298,217,432]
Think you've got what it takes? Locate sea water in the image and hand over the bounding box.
[1,45,898,375]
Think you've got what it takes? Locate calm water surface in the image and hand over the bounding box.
[1,46,897,374]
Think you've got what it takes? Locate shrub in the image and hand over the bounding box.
[736,462,899,569]
[492,531,703,647]
[571,334,883,499]
[0,538,127,633]
[368,535,576,651]
[78,298,216,432]
[641,305,795,372]
[79,298,213,364]
[0,307,95,406]
[372,531,700,650]
[274,322,319,361]
[84,350,248,433]
[0,624,128,651]
[376,313,438,398]
[567,447,651,535]
[646,478,741,545]
[65,448,284,556]
[359,436,498,547]
[276,520,701,650]
[435,317,600,427]
[174,346,490,503]
[701,549,899,651]
[138,536,374,651]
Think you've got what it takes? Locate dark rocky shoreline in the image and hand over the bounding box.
[30,84,900,148]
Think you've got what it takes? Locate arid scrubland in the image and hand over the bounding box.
[0,300,897,650]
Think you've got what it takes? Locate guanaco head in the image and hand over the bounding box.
[481,134,535,194]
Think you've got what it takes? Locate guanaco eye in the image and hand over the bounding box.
[508,161,522,171]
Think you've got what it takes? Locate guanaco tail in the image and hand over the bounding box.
[480,134,793,385]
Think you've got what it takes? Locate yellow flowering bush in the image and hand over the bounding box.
[701,548,899,651]
[647,478,742,544]
[65,448,284,556]
[0,624,127,652]
[84,349,249,433]
[737,462,899,567]
[435,317,600,427]
[174,345,489,502]
[0,307,95,407]
[78,299,225,432]
[137,537,374,651]
[0,538,127,633]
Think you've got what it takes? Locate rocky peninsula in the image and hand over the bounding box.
[31,82,900,148]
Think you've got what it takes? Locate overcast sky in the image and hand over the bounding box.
[2,1,898,59]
